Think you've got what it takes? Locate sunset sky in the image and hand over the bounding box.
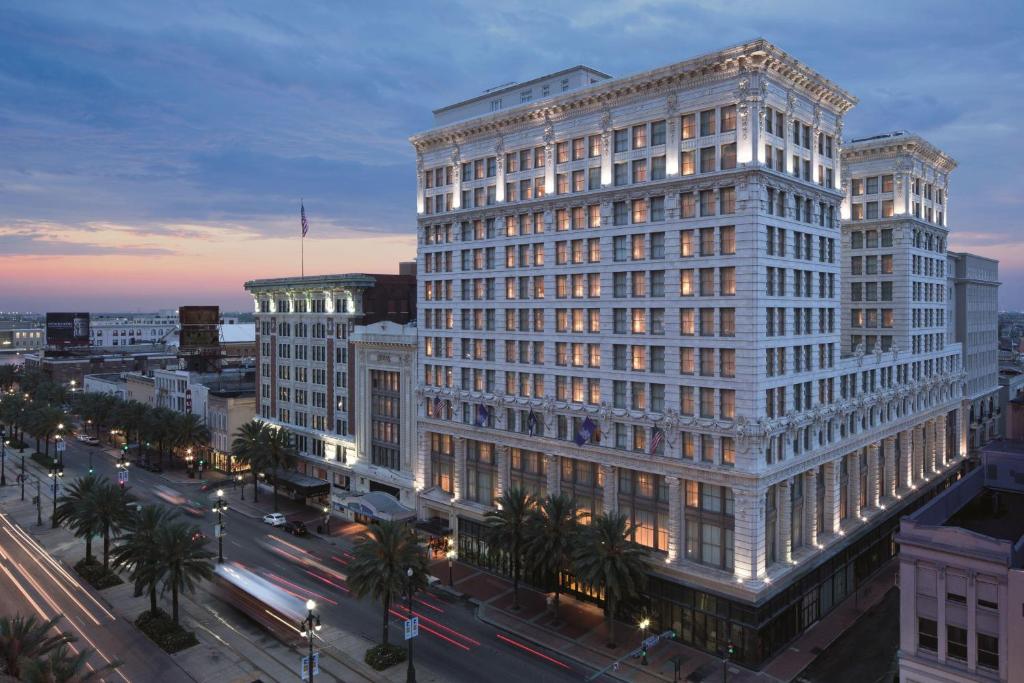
[2,1,1023,312]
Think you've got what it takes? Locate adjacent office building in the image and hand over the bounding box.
[947,251,1001,452]
[243,269,417,505]
[409,39,971,665]
[897,440,1024,682]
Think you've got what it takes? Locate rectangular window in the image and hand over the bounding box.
[681,113,695,140]
[946,625,967,661]
[699,110,715,137]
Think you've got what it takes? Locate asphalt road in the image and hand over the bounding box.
[5,438,597,683]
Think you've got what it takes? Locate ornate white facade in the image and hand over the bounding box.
[409,39,971,665]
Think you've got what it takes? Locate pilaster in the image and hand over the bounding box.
[883,436,897,500]
[545,453,559,497]
[778,479,792,564]
[733,488,766,582]
[453,436,466,500]
[866,442,880,510]
[822,460,841,535]
[900,429,913,491]
[913,425,925,483]
[601,464,617,515]
[848,451,861,520]
[495,444,510,501]
[666,476,682,565]
[804,468,818,548]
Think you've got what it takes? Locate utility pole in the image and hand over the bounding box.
[20,455,25,501]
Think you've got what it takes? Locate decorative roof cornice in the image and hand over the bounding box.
[410,38,857,152]
[843,132,957,173]
[243,274,377,293]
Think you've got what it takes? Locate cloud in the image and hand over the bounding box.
[1,0,1023,309]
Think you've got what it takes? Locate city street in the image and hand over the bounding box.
[0,437,595,683]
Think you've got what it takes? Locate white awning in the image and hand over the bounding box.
[340,491,415,522]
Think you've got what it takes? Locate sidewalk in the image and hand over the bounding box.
[0,447,441,683]
[428,552,900,683]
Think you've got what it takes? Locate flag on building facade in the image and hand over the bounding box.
[650,427,665,454]
[301,201,309,237]
[574,417,598,446]
[475,404,490,427]
[527,410,539,437]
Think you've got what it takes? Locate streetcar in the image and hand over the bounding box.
[210,561,307,646]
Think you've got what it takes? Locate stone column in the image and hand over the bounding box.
[804,468,818,548]
[494,141,506,203]
[866,443,880,510]
[937,567,947,662]
[450,151,462,210]
[545,453,560,497]
[665,95,681,176]
[848,451,861,520]
[883,436,897,500]
[416,429,430,492]
[732,488,766,582]
[956,405,968,460]
[822,460,841,535]
[495,444,510,502]
[900,429,913,490]
[924,420,936,474]
[778,480,792,564]
[935,415,947,468]
[601,464,617,515]
[452,436,466,500]
[913,425,925,483]
[600,113,613,187]
[666,476,682,565]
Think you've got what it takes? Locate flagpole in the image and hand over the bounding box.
[300,198,305,277]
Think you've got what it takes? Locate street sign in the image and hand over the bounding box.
[214,523,225,538]
[117,470,128,485]
[56,440,66,453]
[404,616,419,640]
[643,635,659,648]
[300,652,320,680]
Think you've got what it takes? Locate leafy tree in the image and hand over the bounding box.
[231,420,268,503]
[0,364,17,392]
[524,493,580,624]
[0,614,73,679]
[172,413,210,465]
[114,505,177,616]
[263,426,297,512]
[157,520,215,624]
[571,512,648,648]
[55,475,101,563]
[347,521,428,645]
[484,486,535,611]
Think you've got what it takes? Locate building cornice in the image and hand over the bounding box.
[843,133,957,174]
[410,39,857,152]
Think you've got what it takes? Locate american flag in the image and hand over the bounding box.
[432,396,443,416]
[475,404,490,427]
[527,410,538,437]
[650,427,665,454]
[301,201,309,237]
[574,417,597,446]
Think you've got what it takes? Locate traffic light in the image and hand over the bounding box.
[727,641,735,657]
[88,466,94,474]
[122,444,128,453]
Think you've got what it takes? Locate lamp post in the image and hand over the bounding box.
[1,426,7,486]
[446,545,456,587]
[20,455,26,501]
[186,448,193,477]
[213,489,227,563]
[639,617,650,666]
[322,505,330,535]
[300,599,321,683]
[237,474,245,500]
[406,567,417,683]
[48,455,63,528]
[116,447,129,489]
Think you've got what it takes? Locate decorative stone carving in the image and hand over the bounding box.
[786,90,796,116]
[543,113,554,144]
[666,93,678,116]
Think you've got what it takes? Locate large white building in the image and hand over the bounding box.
[409,39,972,666]
[897,441,1024,682]
[947,251,1001,451]
[88,313,178,347]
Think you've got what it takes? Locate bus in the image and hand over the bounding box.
[211,561,307,646]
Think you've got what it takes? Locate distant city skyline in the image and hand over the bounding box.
[1,1,1022,310]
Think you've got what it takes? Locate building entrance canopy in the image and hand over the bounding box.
[272,469,330,498]
[341,491,415,522]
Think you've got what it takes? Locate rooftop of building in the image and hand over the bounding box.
[83,372,126,383]
[899,442,1024,567]
[412,38,857,147]
[842,130,957,173]
[243,272,413,292]
[432,65,612,118]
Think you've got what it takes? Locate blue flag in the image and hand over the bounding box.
[574,417,597,446]
[475,404,490,427]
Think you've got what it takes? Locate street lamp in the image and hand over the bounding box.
[185,448,194,477]
[446,544,456,587]
[300,599,321,683]
[322,505,330,535]
[406,566,417,683]
[116,447,129,488]
[1,426,7,487]
[237,474,245,500]
[212,489,227,563]
[48,455,63,528]
[639,617,651,666]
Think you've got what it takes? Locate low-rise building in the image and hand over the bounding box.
[82,372,127,400]
[897,441,1024,682]
[23,348,177,388]
[124,372,155,406]
[0,323,44,352]
[206,383,257,472]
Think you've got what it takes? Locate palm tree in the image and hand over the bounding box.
[263,426,296,512]
[31,404,63,459]
[142,408,175,467]
[157,520,215,624]
[0,614,73,679]
[113,505,177,616]
[232,420,268,503]
[524,493,580,624]
[55,475,101,563]
[92,480,135,570]
[114,400,148,453]
[17,642,121,683]
[572,512,648,648]
[0,364,16,392]
[484,486,534,611]
[347,521,428,645]
[173,413,210,465]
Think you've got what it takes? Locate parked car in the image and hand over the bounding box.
[283,520,308,537]
[262,512,286,527]
[76,435,100,446]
